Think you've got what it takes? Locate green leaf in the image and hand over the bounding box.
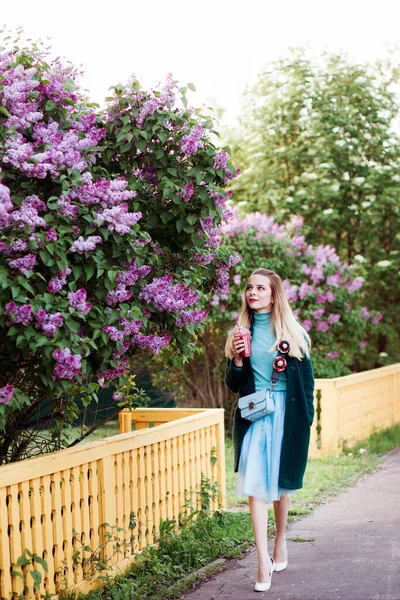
[45,99,56,111]
[30,569,42,589]
[17,556,29,567]
[33,556,48,571]
[187,82,196,92]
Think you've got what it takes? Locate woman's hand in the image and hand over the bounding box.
[232,332,245,367]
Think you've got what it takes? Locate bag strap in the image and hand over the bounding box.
[269,351,285,395]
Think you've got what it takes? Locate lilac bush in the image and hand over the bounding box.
[0,34,238,457]
[218,210,381,377]
[152,208,382,429]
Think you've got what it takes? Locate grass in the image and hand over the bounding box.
[66,423,400,600]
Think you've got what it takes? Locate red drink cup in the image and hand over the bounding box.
[238,327,252,358]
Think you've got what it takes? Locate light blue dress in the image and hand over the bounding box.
[236,312,294,503]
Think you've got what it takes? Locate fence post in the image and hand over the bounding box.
[97,456,117,566]
[215,410,226,510]
[315,379,339,456]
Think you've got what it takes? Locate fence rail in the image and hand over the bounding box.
[0,408,225,599]
[309,363,400,457]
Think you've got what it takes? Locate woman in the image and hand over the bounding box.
[225,268,315,592]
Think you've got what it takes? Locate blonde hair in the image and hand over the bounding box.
[225,268,311,360]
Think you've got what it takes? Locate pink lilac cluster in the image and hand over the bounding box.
[56,196,79,219]
[316,290,336,304]
[0,385,14,406]
[193,252,216,266]
[327,351,341,359]
[106,286,133,306]
[180,124,204,156]
[97,358,128,385]
[71,176,137,207]
[35,309,64,336]
[213,150,229,171]
[52,348,82,380]
[115,259,152,287]
[46,228,57,242]
[1,63,42,130]
[136,97,159,127]
[70,235,102,254]
[139,274,199,312]
[372,313,383,325]
[132,333,171,354]
[7,195,47,231]
[210,191,234,222]
[68,289,92,315]
[0,239,28,256]
[0,178,13,228]
[96,204,142,234]
[9,253,36,274]
[175,309,209,328]
[47,266,72,293]
[4,302,33,326]
[347,277,364,294]
[180,182,194,203]
[102,317,142,342]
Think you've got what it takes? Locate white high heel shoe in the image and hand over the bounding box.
[273,559,288,572]
[254,558,275,592]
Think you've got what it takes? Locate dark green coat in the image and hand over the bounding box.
[225,353,315,490]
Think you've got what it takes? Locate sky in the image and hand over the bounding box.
[3,0,400,126]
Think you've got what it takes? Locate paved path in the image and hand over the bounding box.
[180,449,400,600]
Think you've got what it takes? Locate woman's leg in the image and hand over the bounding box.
[272,493,290,562]
[249,496,273,582]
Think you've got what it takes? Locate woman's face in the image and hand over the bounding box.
[245,274,273,313]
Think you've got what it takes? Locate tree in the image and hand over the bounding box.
[227,48,400,362]
[152,209,380,432]
[0,33,238,462]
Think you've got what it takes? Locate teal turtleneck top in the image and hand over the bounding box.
[250,311,288,392]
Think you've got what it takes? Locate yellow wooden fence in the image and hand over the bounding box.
[309,363,400,457]
[0,408,225,600]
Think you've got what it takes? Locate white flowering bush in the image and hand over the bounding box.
[0,34,239,459]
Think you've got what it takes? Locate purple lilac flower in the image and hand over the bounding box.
[176,309,209,328]
[73,176,137,208]
[180,182,194,202]
[359,306,371,320]
[282,279,298,302]
[326,273,343,288]
[52,348,82,380]
[8,195,47,230]
[68,289,92,315]
[302,320,313,332]
[5,302,33,326]
[132,333,171,354]
[96,204,142,234]
[316,294,327,304]
[136,97,159,127]
[0,181,13,228]
[193,252,216,266]
[0,385,14,405]
[316,321,330,332]
[327,313,341,325]
[9,253,36,274]
[327,351,341,359]
[180,124,203,156]
[359,340,368,349]
[299,281,315,300]
[70,235,102,254]
[233,274,242,285]
[139,274,199,312]
[326,290,336,302]
[57,197,79,218]
[47,266,72,293]
[46,228,57,242]
[346,277,364,294]
[97,359,128,383]
[371,313,383,325]
[106,285,133,306]
[35,310,64,336]
[115,259,151,287]
[213,150,229,171]
[313,308,325,319]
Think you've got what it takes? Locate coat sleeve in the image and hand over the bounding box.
[225,358,245,394]
[302,356,315,425]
